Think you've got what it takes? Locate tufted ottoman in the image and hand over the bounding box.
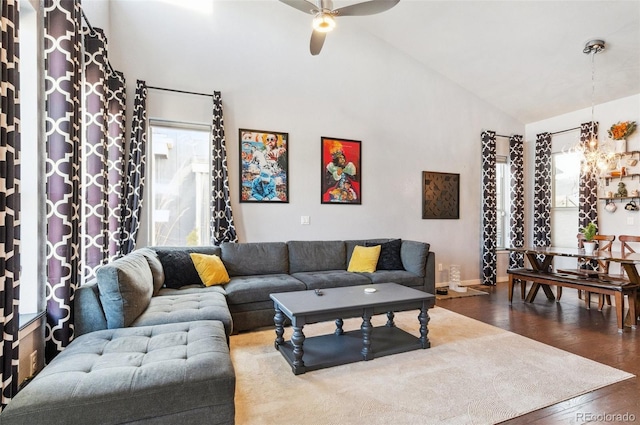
[0,321,235,425]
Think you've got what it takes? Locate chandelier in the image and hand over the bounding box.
[568,39,616,180]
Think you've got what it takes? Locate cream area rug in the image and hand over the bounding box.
[230,307,633,425]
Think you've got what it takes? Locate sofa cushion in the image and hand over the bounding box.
[0,321,235,425]
[224,274,306,305]
[288,240,346,273]
[137,247,165,295]
[292,270,371,290]
[362,270,425,287]
[221,242,288,276]
[365,239,404,270]
[153,246,221,289]
[347,245,381,273]
[190,253,230,286]
[157,284,226,297]
[97,251,154,328]
[401,240,430,277]
[132,291,233,335]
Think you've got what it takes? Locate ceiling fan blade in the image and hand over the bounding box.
[310,30,326,56]
[279,0,320,15]
[334,0,400,16]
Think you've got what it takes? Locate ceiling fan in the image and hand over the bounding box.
[279,0,400,55]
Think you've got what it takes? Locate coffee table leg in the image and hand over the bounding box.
[291,325,306,373]
[361,313,373,360]
[386,311,395,327]
[418,305,431,349]
[274,305,285,349]
[335,318,344,335]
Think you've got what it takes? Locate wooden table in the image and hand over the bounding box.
[270,283,435,375]
[507,246,640,332]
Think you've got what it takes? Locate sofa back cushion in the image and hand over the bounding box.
[400,240,430,277]
[221,242,288,276]
[288,240,346,273]
[96,251,154,328]
[137,247,165,295]
[152,246,222,289]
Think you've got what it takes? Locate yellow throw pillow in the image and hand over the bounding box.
[347,245,381,273]
[190,253,230,286]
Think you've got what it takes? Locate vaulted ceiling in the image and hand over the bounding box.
[278,0,640,123]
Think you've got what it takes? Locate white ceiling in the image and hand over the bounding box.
[281,0,640,124]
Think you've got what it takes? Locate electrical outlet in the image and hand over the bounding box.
[29,351,37,377]
[438,263,443,272]
[300,216,310,225]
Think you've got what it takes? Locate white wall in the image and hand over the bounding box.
[525,94,640,272]
[96,1,524,285]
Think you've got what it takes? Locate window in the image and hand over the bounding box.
[20,0,45,319]
[496,157,509,249]
[149,122,212,246]
[552,152,580,208]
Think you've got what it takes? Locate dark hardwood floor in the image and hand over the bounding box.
[437,282,639,424]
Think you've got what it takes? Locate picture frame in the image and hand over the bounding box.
[321,137,361,204]
[239,129,289,203]
[422,171,459,219]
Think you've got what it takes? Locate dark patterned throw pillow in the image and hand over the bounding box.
[365,239,404,270]
[155,249,203,289]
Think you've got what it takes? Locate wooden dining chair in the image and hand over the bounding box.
[618,235,640,278]
[576,233,615,310]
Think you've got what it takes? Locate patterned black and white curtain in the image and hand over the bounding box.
[210,91,238,245]
[509,135,525,269]
[107,71,126,260]
[44,0,82,361]
[481,130,497,285]
[534,132,552,247]
[83,26,109,281]
[578,122,599,232]
[1,0,21,408]
[119,80,147,256]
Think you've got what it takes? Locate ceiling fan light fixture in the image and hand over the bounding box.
[312,13,335,32]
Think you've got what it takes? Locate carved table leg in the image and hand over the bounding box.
[418,305,431,349]
[386,311,395,327]
[361,313,373,360]
[291,325,306,374]
[274,305,285,349]
[335,318,344,335]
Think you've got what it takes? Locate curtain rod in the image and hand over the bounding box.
[550,126,580,136]
[81,9,117,77]
[147,85,214,98]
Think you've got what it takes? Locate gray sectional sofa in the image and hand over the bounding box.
[1,238,433,425]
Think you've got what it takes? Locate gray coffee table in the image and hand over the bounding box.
[270,283,435,375]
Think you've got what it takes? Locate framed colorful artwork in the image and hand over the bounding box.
[239,129,289,203]
[321,137,361,204]
[422,171,460,219]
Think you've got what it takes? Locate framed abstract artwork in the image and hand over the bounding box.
[422,171,459,219]
[321,137,361,204]
[239,129,289,203]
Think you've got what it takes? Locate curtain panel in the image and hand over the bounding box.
[509,135,525,269]
[120,80,147,256]
[578,122,599,232]
[44,0,83,361]
[1,0,21,408]
[481,130,497,285]
[82,26,109,281]
[533,132,552,248]
[107,71,126,260]
[210,91,238,245]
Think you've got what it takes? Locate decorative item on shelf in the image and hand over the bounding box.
[631,189,640,197]
[605,200,617,213]
[606,191,614,198]
[625,200,639,211]
[608,121,636,153]
[580,222,598,253]
[627,158,638,167]
[617,181,628,197]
